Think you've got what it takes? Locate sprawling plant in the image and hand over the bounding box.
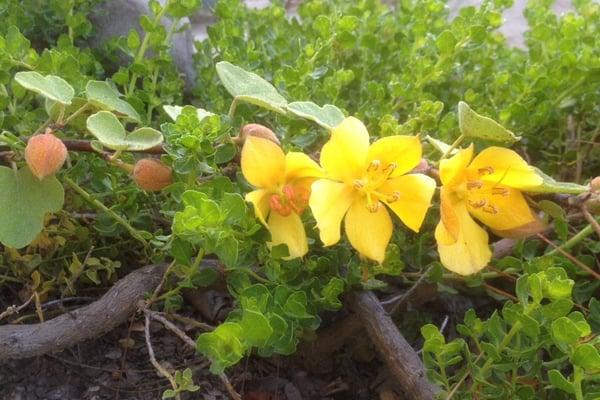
[0,0,598,399]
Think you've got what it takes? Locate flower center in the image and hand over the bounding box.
[270,184,310,216]
[464,165,509,215]
[353,159,399,213]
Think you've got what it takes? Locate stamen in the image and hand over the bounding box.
[387,191,401,203]
[383,162,397,176]
[483,204,499,214]
[491,187,509,196]
[270,195,292,216]
[353,180,365,189]
[467,180,483,190]
[282,185,295,200]
[367,160,381,172]
[368,200,380,213]
[478,166,494,176]
[468,199,487,208]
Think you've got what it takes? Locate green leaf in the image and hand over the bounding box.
[239,308,273,347]
[85,81,141,122]
[283,291,312,319]
[425,135,455,155]
[216,61,288,114]
[86,111,163,151]
[548,370,575,394]
[162,389,176,399]
[286,101,345,129]
[163,105,213,122]
[214,143,236,164]
[571,343,600,370]
[551,317,582,346]
[0,167,64,248]
[458,101,520,143]
[525,168,589,194]
[196,322,245,374]
[221,193,246,224]
[321,277,344,309]
[14,71,74,105]
[436,30,457,55]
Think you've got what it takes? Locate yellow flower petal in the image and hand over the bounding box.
[245,189,271,226]
[439,144,473,186]
[467,146,542,189]
[367,135,422,177]
[285,152,323,182]
[466,182,539,231]
[379,174,436,232]
[344,196,393,263]
[439,187,460,243]
[435,203,491,275]
[309,179,356,246]
[320,117,370,183]
[267,211,308,259]
[241,136,285,189]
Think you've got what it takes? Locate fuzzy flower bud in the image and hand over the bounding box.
[591,176,600,192]
[237,123,280,146]
[25,132,68,180]
[132,159,173,192]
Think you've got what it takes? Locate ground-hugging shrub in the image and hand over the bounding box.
[0,0,598,399]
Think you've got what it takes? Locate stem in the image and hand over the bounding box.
[546,219,598,257]
[573,366,584,400]
[64,177,148,246]
[62,103,90,126]
[228,98,239,119]
[479,321,522,375]
[32,118,52,136]
[439,134,465,161]
[127,0,172,94]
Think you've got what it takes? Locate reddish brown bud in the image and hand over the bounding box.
[411,158,430,174]
[236,123,280,146]
[132,159,173,192]
[25,132,68,180]
[591,176,600,192]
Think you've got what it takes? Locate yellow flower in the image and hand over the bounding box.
[241,135,322,259]
[309,117,436,263]
[435,144,543,275]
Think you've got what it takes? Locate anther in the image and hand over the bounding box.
[467,181,483,190]
[383,162,397,175]
[367,160,381,172]
[478,166,494,176]
[491,187,509,196]
[483,204,499,214]
[353,180,365,189]
[468,199,487,208]
[387,191,401,203]
[368,201,380,213]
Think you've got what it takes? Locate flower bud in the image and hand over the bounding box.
[237,123,280,146]
[590,176,600,192]
[132,159,172,192]
[25,132,68,180]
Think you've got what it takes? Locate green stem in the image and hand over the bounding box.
[62,103,90,126]
[32,118,52,136]
[228,98,239,119]
[236,268,269,284]
[573,366,584,400]
[547,219,598,256]
[479,321,522,375]
[552,76,586,108]
[439,134,465,161]
[64,177,148,246]
[127,0,172,94]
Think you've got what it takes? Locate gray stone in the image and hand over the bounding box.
[89,0,196,91]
